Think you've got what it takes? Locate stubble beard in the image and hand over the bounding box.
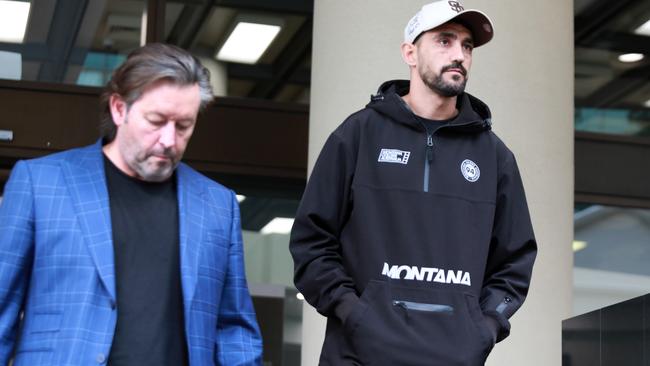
[130,146,178,182]
[134,155,176,182]
[119,118,179,182]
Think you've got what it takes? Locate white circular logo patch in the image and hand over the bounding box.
[461,159,480,182]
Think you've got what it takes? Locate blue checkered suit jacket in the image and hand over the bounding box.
[0,141,262,365]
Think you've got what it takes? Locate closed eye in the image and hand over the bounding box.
[176,120,195,132]
[148,118,165,127]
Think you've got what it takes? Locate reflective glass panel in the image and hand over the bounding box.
[575,108,650,136]
[575,0,650,138]
[0,0,146,86]
[573,204,650,315]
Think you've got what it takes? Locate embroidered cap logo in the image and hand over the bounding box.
[448,1,464,13]
[407,14,420,38]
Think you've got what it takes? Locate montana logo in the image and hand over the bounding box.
[378,149,411,164]
[382,262,471,286]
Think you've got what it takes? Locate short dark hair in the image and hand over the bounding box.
[99,43,213,142]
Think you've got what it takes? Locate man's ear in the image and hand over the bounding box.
[109,94,128,127]
[400,42,418,68]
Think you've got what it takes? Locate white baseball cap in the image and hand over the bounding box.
[404,0,494,47]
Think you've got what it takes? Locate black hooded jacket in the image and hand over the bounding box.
[290,80,537,366]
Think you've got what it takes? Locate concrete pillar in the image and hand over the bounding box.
[304,1,574,365]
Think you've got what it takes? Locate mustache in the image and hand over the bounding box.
[150,147,177,160]
[441,62,467,76]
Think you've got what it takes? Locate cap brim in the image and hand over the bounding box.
[451,10,494,47]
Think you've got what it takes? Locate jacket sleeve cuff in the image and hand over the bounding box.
[334,292,360,323]
[484,310,511,343]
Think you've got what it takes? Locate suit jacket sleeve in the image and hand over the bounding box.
[214,190,263,366]
[0,161,35,363]
[480,152,538,343]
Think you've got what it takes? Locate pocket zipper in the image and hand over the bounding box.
[393,300,454,314]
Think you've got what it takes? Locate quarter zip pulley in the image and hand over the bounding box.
[423,132,433,192]
[411,110,485,193]
[420,120,484,193]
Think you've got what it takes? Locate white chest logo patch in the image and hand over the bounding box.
[461,159,480,182]
[378,149,411,165]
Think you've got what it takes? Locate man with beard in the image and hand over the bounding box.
[0,44,262,365]
[289,1,537,365]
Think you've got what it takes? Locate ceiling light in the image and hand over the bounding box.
[236,195,246,203]
[260,217,294,235]
[296,293,304,301]
[644,99,650,108]
[572,240,587,252]
[0,0,31,43]
[216,22,281,64]
[618,53,644,63]
[634,19,650,37]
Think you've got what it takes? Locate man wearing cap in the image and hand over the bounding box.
[289,1,537,365]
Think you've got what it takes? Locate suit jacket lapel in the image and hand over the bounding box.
[62,140,116,302]
[177,164,204,314]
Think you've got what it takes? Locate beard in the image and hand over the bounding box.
[119,117,180,182]
[420,62,468,97]
[130,149,178,182]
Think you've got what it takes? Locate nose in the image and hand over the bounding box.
[451,42,465,63]
[158,122,176,149]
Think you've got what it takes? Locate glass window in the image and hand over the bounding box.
[575,0,650,138]
[0,0,146,86]
[573,204,650,315]
[575,107,650,137]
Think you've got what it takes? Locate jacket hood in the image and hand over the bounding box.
[366,80,492,133]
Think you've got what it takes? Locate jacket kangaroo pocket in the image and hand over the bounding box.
[346,280,493,366]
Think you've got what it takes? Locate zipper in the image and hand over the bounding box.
[416,117,434,193]
[423,133,433,192]
[416,118,486,193]
[393,300,454,314]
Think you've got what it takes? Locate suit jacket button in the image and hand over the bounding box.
[96,353,106,363]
